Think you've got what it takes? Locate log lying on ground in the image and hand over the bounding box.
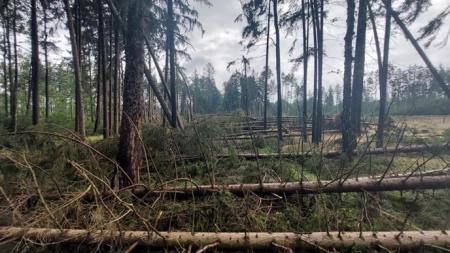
[177,144,450,162]
[141,174,450,196]
[33,170,450,203]
[1,227,449,250]
[223,131,340,141]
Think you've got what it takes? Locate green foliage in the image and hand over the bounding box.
[191,64,223,114]
[222,72,241,112]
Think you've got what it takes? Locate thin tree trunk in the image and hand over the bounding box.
[273,0,283,150]
[117,0,145,187]
[311,0,318,144]
[312,0,323,144]
[63,0,85,136]
[98,0,109,138]
[2,22,7,118]
[263,2,271,130]
[30,0,40,125]
[106,0,183,128]
[377,0,391,148]
[350,0,368,149]
[113,18,120,135]
[93,47,102,134]
[10,0,18,131]
[301,0,309,141]
[167,0,177,128]
[108,14,113,135]
[88,47,94,123]
[317,0,324,143]
[341,0,355,154]
[5,9,11,117]
[44,3,49,121]
[368,2,383,79]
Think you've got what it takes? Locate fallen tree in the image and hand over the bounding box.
[140,174,450,197]
[34,172,450,204]
[0,227,448,250]
[177,144,450,162]
[221,130,339,141]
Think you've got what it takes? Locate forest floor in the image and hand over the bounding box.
[0,115,449,252]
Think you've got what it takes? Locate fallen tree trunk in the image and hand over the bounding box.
[177,144,449,162]
[144,174,450,196]
[0,227,448,250]
[35,172,450,203]
[221,130,340,141]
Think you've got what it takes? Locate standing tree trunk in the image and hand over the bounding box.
[30,0,40,125]
[350,0,368,149]
[311,0,318,144]
[4,12,11,117]
[2,21,7,117]
[108,14,113,135]
[7,12,12,120]
[371,0,391,148]
[301,0,309,141]
[63,0,85,136]
[312,0,323,144]
[341,0,355,154]
[273,0,283,152]
[10,0,18,131]
[43,1,49,121]
[242,59,249,117]
[167,0,177,128]
[93,45,102,134]
[88,47,94,123]
[113,18,120,135]
[263,2,271,130]
[98,0,109,138]
[162,38,169,127]
[117,0,145,187]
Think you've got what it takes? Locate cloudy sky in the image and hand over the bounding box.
[182,0,450,94]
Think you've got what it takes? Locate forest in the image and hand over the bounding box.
[0,0,450,252]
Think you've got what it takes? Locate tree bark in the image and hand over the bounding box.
[311,0,323,144]
[30,0,39,125]
[341,0,355,154]
[272,0,283,149]
[311,0,318,144]
[141,174,450,196]
[167,0,177,128]
[44,2,49,121]
[377,0,391,148]
[117,0,145,187]
[1,227,449,250]
[301,0,309,142]
[93,46,102,134]
[97,0,109,138]
[350,0,368,149]
[10,0,17,131]
[263,2,270,130]
[105,0,175,127]
[64,0,85,136]
[2,21,7,118]
[113,18,120,136]
[4,11,10,117]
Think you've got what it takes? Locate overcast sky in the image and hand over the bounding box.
[182,0,450,94]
